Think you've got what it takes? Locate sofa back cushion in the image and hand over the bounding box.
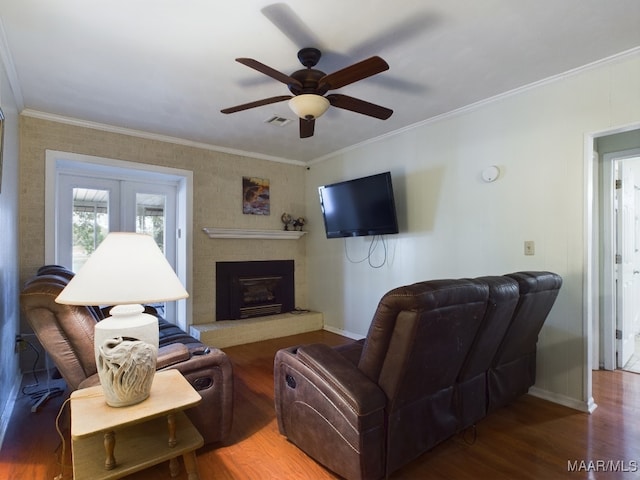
[358,279,489,473]
[359,279,489,391]
[486,271,562,410]
[494,271,563,365]
[458,275,520,381]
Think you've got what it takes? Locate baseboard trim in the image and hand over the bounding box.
[528,386,597,413]
[322,325,364,341]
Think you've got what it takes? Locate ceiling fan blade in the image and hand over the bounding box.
[299,118,315,138]
[221,95,292,114]
[261,4,322,51]
[236,58,303,88]
[319,56,389,91]
[327,94,393,120]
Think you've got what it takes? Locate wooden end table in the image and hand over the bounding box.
[70,369,203,480]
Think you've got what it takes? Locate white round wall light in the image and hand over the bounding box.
[481,165,501,183]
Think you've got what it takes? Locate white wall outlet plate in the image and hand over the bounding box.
[524,240,535,255]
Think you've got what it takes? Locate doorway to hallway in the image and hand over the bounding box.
[597,134,640,374]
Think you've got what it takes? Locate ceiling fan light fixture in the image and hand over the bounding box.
[288,94,330,120]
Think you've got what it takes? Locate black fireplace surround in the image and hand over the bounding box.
[216,260,295,320]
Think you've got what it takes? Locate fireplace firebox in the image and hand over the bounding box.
[216,260,294,320]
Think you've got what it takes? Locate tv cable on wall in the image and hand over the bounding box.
[344,234,390,268]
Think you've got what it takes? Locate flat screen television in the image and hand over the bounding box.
[318,171,399,238]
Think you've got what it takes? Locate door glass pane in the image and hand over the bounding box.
[72,188,109,271]
[136,193,167,316]
[136,193,166,253]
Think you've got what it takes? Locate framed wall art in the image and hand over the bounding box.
[242,176,270,215]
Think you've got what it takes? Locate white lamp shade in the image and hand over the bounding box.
[288,94,330,120]
[55,232,188,306]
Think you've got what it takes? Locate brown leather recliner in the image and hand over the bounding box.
[274,272,562,480]
[20,267,233,445]
[275,278,491,480]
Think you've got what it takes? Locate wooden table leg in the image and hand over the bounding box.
[167,412,177,447]
[103,430,116,470]
[169,457,181,477]
[183,451,200,480]
[167,411,179,475]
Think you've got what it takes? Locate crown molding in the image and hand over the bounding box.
[20,109,306,166]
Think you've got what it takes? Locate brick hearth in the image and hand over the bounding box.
[189,311,323,348]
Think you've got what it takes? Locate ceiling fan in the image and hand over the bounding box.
[221,47,393,138]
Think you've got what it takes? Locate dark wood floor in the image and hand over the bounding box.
[1,330,639,479]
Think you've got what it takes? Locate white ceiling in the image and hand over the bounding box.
[1,1,639,163]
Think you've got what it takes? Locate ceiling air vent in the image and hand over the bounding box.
[265,115,292,127]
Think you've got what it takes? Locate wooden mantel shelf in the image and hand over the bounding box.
[202,227,307,240]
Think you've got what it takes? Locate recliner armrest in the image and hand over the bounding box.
[78,374,101,389]
[295,343,386,415]
[156,343,190,369]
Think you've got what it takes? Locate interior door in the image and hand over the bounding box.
[616,160,637,368]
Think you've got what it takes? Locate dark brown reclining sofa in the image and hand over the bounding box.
[20,265,233,445]
[274,271,562,479]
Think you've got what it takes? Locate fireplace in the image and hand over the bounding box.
[216,260,294,320]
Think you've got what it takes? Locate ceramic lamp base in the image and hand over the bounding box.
[94,304,159,407]
[97,337,156,407]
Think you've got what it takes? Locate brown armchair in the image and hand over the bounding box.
[20,267,233,445]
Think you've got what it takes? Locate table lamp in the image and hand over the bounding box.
[55,232,189,407]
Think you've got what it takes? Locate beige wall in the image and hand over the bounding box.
[19,116,308,326]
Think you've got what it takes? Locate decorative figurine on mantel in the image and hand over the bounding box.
[281,213,293,231]
[293,217,306,231]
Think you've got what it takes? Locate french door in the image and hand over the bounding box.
[56,174,179,323]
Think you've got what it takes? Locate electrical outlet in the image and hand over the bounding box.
[14,334,29,353]
[524,241,535,256]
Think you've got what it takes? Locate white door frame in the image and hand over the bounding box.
[44,150,194,330]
